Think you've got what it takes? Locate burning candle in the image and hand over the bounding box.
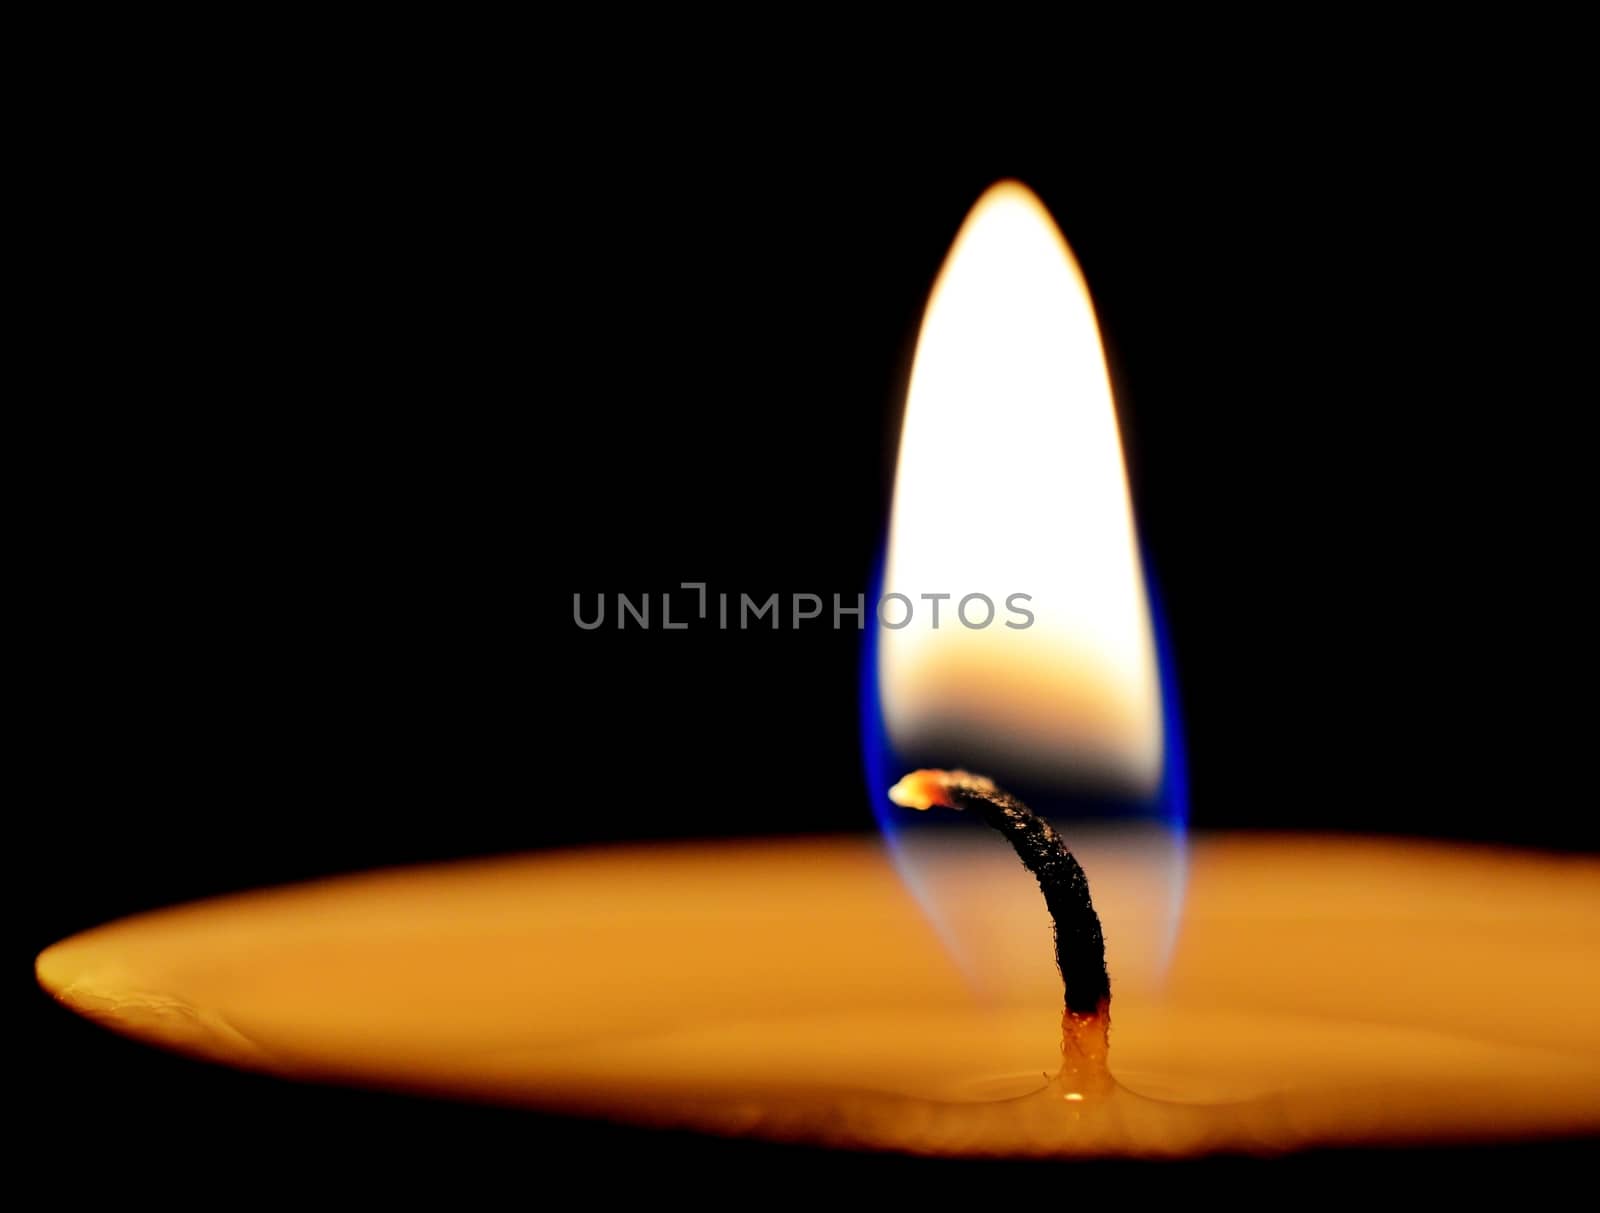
[36,183,1600,1157]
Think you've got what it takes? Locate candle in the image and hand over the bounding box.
[37,179,1597,1161]
[35,828,1600,1155]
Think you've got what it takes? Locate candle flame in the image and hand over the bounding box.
[879,181,1161,795]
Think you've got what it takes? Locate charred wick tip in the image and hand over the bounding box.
[892,769,1111,1017]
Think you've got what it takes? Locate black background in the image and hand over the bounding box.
[22,41,1593,1194]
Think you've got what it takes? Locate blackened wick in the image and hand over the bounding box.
[889,770,1110,1016]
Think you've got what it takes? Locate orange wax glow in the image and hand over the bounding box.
[35,833,1600,1156]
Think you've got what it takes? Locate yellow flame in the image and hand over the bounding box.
[880,181,1162,795]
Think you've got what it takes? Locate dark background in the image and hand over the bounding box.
[22,45,1592,1192]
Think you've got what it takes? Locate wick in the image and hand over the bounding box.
[890,769,1112,1090]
